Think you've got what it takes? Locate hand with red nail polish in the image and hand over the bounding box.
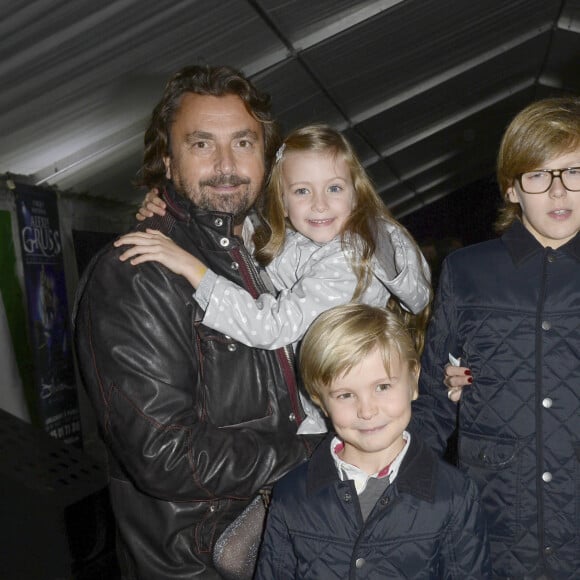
[444,364,474,402]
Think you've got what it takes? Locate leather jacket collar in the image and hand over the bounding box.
[161,182,240,237]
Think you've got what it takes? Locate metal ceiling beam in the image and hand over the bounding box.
[292,0,406,51]
[34,121,145,186]
[245,0,405,74]
[558,5,580,33]
[378,79,535,157]
[350,24,552,125]
[0,0,139,79]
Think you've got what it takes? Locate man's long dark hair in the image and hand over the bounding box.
[138,65,281,190]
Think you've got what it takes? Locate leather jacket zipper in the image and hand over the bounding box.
[231,246,304,426]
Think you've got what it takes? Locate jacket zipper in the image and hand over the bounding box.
[231,246,304,426]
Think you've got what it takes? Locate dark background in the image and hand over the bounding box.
[402,175,501,247]
[401,175,502,288]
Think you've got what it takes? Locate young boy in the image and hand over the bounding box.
[255,304,491,579]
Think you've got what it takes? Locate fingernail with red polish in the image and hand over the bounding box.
[467,377,473,383]
[464,370,472,376]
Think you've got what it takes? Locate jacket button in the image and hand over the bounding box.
[220,237,230,247]
[344,492,352,502]
[542,471,552,482]
[544,546,553,556]
[231,261,239,270]
[542,397,553,408]
[355,558,365,568]
[541,320,551,331]
[288,412,296,422]
[547,254,555,263]
[227,343,237,352]
[214,218,224,227]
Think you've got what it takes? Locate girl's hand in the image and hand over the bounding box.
[444,364,473,403]
[114,229,207,288]
[136,188,167,221]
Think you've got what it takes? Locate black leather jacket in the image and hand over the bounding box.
[74,187,312,579]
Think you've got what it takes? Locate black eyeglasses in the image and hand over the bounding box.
[517,167,580,194]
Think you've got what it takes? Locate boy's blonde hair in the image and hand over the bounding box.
[299,304,420,409]
[495,96,580,233]
[254,123,431,353]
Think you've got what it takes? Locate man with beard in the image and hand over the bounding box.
[74,65,313,579]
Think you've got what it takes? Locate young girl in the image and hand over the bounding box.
[117,124,431,431]
[119,123,430,334]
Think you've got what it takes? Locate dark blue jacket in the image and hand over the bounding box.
[412,221,580,579]
[255,432,491,579]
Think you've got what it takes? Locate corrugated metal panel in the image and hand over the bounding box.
[0,0,578,217]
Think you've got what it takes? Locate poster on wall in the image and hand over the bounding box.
[15,182,81,446]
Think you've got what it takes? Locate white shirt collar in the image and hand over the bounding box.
[331,431,411,494]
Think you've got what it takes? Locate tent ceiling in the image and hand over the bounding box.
[1,0,579,217]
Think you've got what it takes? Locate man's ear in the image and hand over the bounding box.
[163,156,172,180]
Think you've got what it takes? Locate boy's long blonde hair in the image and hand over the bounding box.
[254,123,431,353]
[299,304,420,408]
[495,96,580,233]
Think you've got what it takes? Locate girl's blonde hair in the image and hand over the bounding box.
[299,304,420,409]
[495,96,580,233]
[254,123,431,353]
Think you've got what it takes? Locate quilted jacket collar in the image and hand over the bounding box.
[306,431,438,502]
[503,220,580,266]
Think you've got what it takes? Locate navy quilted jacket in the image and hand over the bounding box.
[255,433,491,579]
[411,221,580,579]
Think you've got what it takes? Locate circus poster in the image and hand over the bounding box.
[15,182,81,446]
